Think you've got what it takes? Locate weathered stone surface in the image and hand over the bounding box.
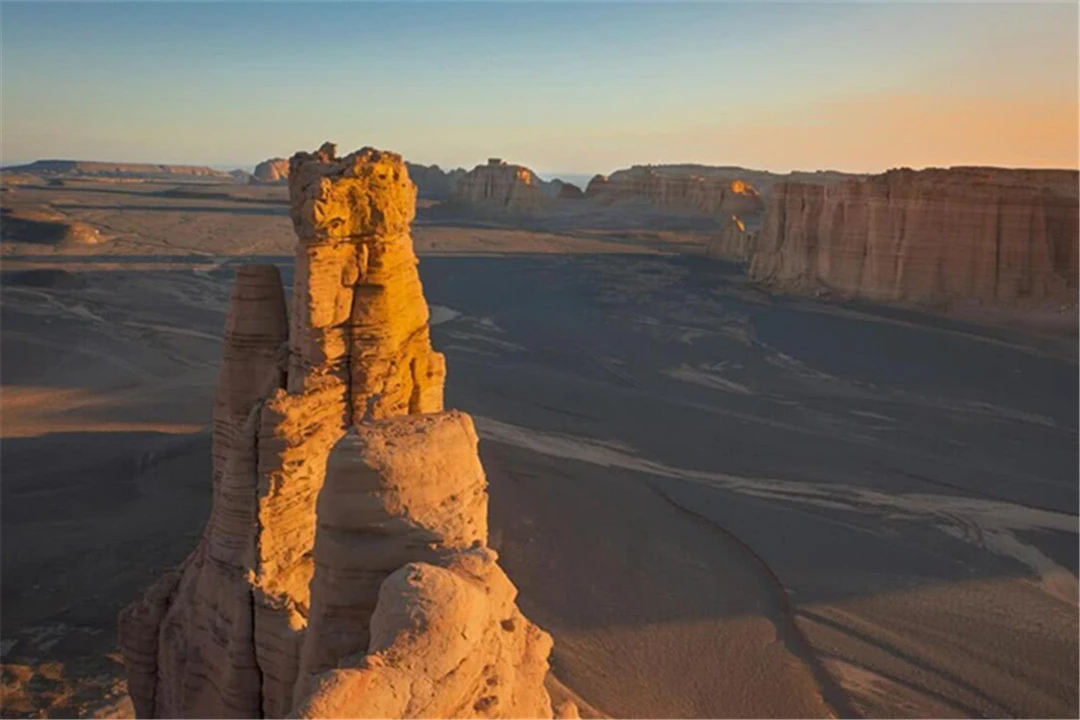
[252,158,290,184]
[407,162,466,200]
[292,552,554,720]
[584,166,765,218]
[748,167,1080,305]
[454,159,545,212]
[119,143,561,719]
[119,265,288,718]
[706,215,756,263]
[557,182,585,200]
[294,412,489,699]
[247,156,470,197]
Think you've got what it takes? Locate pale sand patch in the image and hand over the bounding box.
[665,362,754,395]
[1,387,205,439]
[849,410,895,422]
[428,304,461,326]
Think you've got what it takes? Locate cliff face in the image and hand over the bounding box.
[748,167,1080,305]
[585,166,766,218]
[251,157,289,183]
[454,160,545,212]
[706,215,756,263]
[119,143,562,719]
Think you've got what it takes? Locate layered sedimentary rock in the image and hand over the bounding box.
[252,158,290,184]
[585,166,765,218]
[119,143,562,719]
[748,167,1080,305]
[585,164,858,208]
[706,215,756,263]
[453,159,545,212]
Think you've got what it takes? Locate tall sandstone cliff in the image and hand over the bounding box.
[748,167,1080,306]
[119,143,565,719]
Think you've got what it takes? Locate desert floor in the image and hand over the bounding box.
[1,180,1077,718]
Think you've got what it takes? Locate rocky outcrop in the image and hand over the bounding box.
[249,158,470,198]
[406,162,466,200]
[453,159,545,213]
[748,167,1080,305]
[585,166,766,218]
[119,143,563,719]
[706,215,756,263]
[251,158,290,184]
[556,182,585,200]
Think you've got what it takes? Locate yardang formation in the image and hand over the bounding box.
[119,143,566,719]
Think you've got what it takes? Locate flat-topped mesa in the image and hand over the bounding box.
[748,167,1080,306]
[120,143,562,719]
[584,166,765,218]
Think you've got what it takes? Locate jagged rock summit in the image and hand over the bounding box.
[119,143,565,719]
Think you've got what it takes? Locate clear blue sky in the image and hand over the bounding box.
[2,1,1077,175]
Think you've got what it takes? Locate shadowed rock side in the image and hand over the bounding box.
[119,143,564,719]
[556,182,585,200]
[706,215,757,263]
[453,159,546,213]
[406,163,467,200]
[748,167,1080,306]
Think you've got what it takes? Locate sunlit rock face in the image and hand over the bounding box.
[749,167,1080,305]
[119,143,562,720]
[252,158,290,184]
[453,159,546,212]
[584,166,765,218]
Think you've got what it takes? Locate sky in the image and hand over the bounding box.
[1,1,1077,176]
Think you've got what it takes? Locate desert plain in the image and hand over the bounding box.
[0,171,1077,719]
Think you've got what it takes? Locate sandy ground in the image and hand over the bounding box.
[1,180,1077,718]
